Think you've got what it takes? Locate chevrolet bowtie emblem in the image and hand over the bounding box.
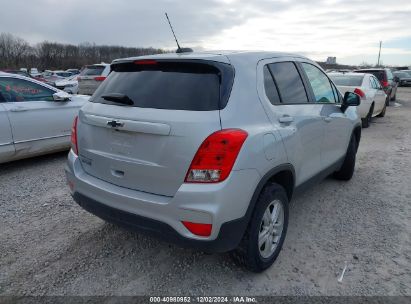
[107,120,124,128]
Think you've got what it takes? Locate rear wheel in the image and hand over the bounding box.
[377,103,386,117]
[361,104,373,128]
[230,183,289,272]
[386,92,391,106]
[334,135,357,181]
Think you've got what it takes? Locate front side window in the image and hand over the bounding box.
[267,62,308,104]
[302,63,336,103]
[0,78,54,102]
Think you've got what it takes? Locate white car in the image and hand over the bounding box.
[329,73,387,128]
[55,74,79,94]
[0,73,89,164]
[78,63,110,95]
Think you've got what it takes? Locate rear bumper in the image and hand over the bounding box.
[65,150,261,252]
[72,192,248,252]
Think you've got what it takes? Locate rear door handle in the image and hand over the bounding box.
[324,117,333,122]
[279,116,294,123]
[10,107,28,112]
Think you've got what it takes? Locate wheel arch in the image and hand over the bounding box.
[245,164,295,221]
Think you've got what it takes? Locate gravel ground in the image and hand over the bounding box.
[1,88,410,296]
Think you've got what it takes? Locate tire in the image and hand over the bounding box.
[334,135,357,181]
[361,104,373,128]
[377,103,386,117]
[230,183,289,272]
[385,93,391,106]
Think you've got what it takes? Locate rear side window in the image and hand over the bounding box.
[267,62,308,104]
[263,66,281,105]
[91,61,234,111]
[386,69,393,81]
[80,66,105,76]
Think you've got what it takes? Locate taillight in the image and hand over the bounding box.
[71,116,78,155]
[381,80,389,87]
[182,221,212,237]
[94,76,106,81]
[354,88,366,99]
[185,129,248,183]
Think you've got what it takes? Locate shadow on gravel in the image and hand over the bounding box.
[0,151,69,173]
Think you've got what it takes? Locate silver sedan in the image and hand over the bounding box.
[0,73,89,164]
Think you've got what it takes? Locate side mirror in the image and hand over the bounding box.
[341,91,360,113]
[52,91,71,102]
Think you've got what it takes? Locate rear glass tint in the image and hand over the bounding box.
[81,66,105,76]
[91,61,234,111]
[329,75,364,86]
[268,62,308,104]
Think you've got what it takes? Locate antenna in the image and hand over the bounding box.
[164,12,193,53]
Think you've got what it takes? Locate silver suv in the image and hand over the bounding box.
[65,51,361,272]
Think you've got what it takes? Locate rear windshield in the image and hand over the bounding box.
[356,70,385,81]
[91,60,234,111]
[329,75,364,86]
[80,66,105,76]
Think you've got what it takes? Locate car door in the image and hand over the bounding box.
[299,62,352,169]
[0,77,82,155]
[370,76,386,113]
[0,101,15,162]
[258,59,324,186]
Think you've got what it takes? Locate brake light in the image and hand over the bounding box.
[94,76,106,81]
[354,88,366,99]
[182,221,212,237]
[134,59,157,65]
[71,116,78,155]
[381,80,389,87]
[185,129,248,183]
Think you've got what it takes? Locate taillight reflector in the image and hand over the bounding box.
[94,76,106,81]
[71,116,78,155]
[185,129,248,183]
[182,221,212,237]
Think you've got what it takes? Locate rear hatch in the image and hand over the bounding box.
[77,59,234,197]
[78,65,106,93]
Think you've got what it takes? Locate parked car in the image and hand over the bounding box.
[66,69,81,75]
[29,68,41,77]
[66,51,361,272]
[0,72,89,164]
[77,63,110,95]
[55,74,79,94]
[393,71,411,87]
[353,68,398,104]
[41,70,65,86]
[329,72,386,128]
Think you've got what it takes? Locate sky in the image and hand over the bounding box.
[1,0,410,66]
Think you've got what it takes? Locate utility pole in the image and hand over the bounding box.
[377,41,382,67]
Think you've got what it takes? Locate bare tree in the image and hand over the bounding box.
[0,32,165,70]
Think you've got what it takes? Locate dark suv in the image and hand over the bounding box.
[354,68,398,105]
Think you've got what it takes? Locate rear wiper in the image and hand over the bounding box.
[101,93,134,106]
